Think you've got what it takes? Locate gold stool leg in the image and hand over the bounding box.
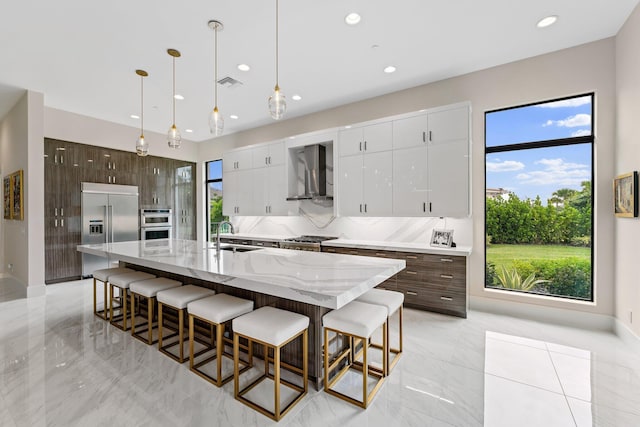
[216,323,223,385]
[233,333,240,398]
[189,314,195,369]
[158,302,164,350]
[274,344,281,421]
[178,308,184,362]
[147,296,154,345]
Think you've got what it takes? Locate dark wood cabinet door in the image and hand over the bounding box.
[174,161,195,239]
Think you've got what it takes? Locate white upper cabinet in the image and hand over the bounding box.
[223,149,252,172]
[251,141,285,167]
[392,104,470,217]
[338,151,393,216]
[222,169,253,216]
[253,164,288,216]
[339,122,392,157]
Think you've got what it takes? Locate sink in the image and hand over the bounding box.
[219,246,259,253]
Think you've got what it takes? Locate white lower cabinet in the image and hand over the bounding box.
[339,151,392,216]
[253,164,288,216]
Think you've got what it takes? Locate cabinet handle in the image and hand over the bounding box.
[54,219,58,227]
[108,176,111,184]
[440,296,453,301]
[266,206,268,214]
[113,176,116,184]
[364,204,367,213]
[60,155,64,164]
[375,253,386,257]
[265,157,268,165]
[422,131,426,143]
[440,274,454,279]
[54,154,58,164]
[54,208,58,217]
[429,202,432,212]
[407,291,418,296]
[349,251,359,255]
[61,219,64,227]
[429,131,432,141]
[423,202,426,212]
[268,156,272,164]
[406,255,418,259]
[364,141,367,151]
[326,248,336,253]
[61,208,64,217]
[440,258,453,263]
[113,162,116,170]
[359,204,362,213]
[406,271,418,275]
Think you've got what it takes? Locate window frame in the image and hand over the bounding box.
[205,159,224,242]
[484,92,595,302]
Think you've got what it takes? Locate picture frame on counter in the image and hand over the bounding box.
[430,229,454,247]
[11,170,24,221]
[613,171,638,218]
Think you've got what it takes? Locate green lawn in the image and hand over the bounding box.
[486,244,590,270]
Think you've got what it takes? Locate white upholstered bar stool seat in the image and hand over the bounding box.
[187,294,253,386]
[323,301,388,409]
[129,277,181,345]
[356,288,404,375]
[92,267,134,321]
[108,271,156,331]
[232,306,309,422]
[156,285,215,363]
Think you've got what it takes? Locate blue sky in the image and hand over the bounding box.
[486,96,592,203]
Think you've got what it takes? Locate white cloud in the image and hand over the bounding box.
[571,129,591,137]
[516,158,590,186]
[542,113,591,128]
[486,160,525,172]
[535,96,591,108]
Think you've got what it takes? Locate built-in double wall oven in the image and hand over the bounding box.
[140,208,172,240]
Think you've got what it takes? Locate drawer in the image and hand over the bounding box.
[396,268,426,283]
[322,247,360,256]
[219,237,252,246]
[252,240,279,248]
[375,276,397,291]
[399,283,466,317]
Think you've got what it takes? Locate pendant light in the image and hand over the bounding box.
[167,48,182,148]
[208,20,224,136]
[135,69,149,156]
[268,0,286,120]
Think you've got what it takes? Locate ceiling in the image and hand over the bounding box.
[1,0,638,143]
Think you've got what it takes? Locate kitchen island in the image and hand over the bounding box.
[77,239,405,387]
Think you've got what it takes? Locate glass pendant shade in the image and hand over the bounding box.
[136,134,148,156]
[167,124,181,148]
[269,85,286,120]
[209,106,224,136]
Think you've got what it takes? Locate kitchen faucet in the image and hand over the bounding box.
[216,221,235,252]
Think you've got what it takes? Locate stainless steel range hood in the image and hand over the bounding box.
[286,144,333,201]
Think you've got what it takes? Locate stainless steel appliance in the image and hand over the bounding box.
[286,144,333,201]
[140,208,172,240]
[81,183,139,276]
[279,235,337,251]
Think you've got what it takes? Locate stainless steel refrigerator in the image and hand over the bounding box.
[81,182,139,276]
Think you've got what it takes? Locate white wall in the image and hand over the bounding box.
[0,90,46,296]
[199,38,616,319]
[615,3,640,337]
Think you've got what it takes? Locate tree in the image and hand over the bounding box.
[549,188,577,208]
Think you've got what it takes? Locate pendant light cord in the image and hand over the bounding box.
[172,56,176,125]
[275,0,279,87]
[140,74,144,133]
[214,25,218,107]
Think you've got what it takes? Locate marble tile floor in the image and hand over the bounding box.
[1,278,640,426]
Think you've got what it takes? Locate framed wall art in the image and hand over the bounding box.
[11,170,24,221]
[3,175,11,219]
[613,171,638,218]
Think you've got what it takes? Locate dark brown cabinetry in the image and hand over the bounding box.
[44,138,196,283]
[322,246,467,318]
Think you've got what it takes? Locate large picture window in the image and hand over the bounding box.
[485,94,594,300]
[206,159,227,241]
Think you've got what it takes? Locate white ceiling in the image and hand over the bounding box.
[1,0,638,142]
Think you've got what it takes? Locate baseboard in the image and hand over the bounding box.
[614,318,640,353]
[26,284,46,298]
[470,294,614,331]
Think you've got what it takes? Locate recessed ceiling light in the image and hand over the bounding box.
[237,64,250,71]
[384,66,396,73]
[185,129,193,133]
[174,94,184,100]
[130,114,140,119]
[537,15,558,28]
[292,94,302,101]
[230,114,239,120]
[345,12,361,25]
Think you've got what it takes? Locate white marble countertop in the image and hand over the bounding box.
[321,239,472,256]
[77,239,405,309]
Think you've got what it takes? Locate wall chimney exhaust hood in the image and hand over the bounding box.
[286,144,333,201]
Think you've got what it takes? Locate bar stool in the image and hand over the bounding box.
[187,293,254,386]
[108,271,156,331]
[92,267,134,320]
[356,288,404,375]
[129,277,182,345]
[156,285,216,363]
[232,306,309,422]
[323,301,387,409]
